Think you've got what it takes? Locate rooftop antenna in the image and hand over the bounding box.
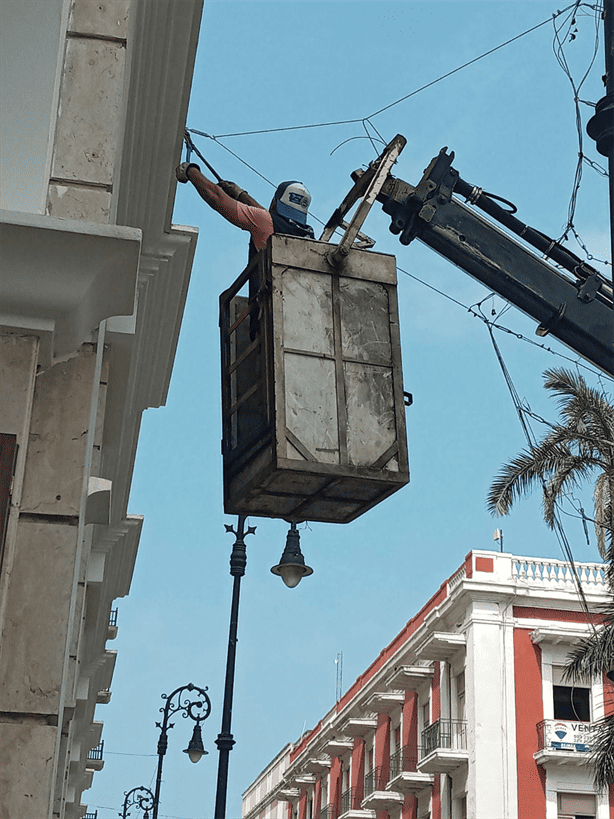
[494,529,504,553]
[335,652,343,702]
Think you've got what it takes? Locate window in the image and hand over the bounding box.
[456,671,466,721]
[366,748,373,772]
[553,666,591,722]
[392,725,401,753]
[422,699,430,728]
[557,792,595,818]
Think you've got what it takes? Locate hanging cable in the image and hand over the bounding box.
[189,4,581,140]
[484,322,598,632]
[551,1,605,263]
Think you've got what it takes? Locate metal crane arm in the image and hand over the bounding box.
[374,148,613,376]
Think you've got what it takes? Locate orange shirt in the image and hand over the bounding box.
[214,192,274,251]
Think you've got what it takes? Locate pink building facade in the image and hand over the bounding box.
[242,551,614,819]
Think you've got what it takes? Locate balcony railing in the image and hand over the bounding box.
[512,558,605,587]
[389,745,419,777]
[318,803,336,819]
[420,720,467,758]
[363,767,388,796]
[87,740,104,761]
[537,719,596,753]
[84,812,98,819]
[340,787,357,815]
[109,608,118,627]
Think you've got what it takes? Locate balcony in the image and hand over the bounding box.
[84,813,98,819]
[303,756,331,774]
[385,665,434,691]
[415,633,466,663]
[86,740,104,771]
[361,692,405,714]
[342,717,378,737]
[338,787,375,819]
[361,768,404,812]
[107,608,118,640]
[318,803,337,819]
[534,719,597,767]
[417,720,468,774]
[96,688,112,704]
[325,738,354,757]
[387,746,434,795]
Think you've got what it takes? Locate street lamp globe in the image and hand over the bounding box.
[270,522,313,588]
[183,722,208,764]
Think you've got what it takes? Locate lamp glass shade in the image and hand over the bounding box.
[183,723,208,764]
[278,563,305,588]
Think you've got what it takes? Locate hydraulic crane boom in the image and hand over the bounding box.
[373,147,613,376]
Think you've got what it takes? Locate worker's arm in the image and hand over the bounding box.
[218,179,265,210]
[177,163,273,250]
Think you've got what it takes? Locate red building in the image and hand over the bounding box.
[242,550,613,819]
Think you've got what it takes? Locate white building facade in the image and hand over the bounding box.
[242,551,614,819]
[0,1,203,817]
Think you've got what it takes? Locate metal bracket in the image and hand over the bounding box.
[322,134,407,267]
[577,273,602,303]
[536,302,566,337]
[380,147,459,245]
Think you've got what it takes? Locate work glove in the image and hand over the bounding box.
[218,180,246,200]
[176,162,200,183]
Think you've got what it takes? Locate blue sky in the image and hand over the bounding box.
[85,3,612,818]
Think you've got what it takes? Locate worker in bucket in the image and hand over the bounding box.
[176,162,315,253]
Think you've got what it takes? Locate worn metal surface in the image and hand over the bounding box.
[378,148,613,376]
[220,235,409,523]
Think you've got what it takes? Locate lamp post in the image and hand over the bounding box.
[152,682,211,819]
[213,516,312,819]
[121,786,155,819]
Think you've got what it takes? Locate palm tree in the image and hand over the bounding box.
[487,367,613,557]
[487,366,614,789]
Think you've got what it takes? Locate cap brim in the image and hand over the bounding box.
[276,199,308,224]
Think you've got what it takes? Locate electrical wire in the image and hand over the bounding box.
[483,320,598,632]
[191,4,580,140]
[551,1,608,267]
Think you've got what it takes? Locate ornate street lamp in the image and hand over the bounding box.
[213,516,312,819]
[121,786,155,819]
[271,521,313,588]
[152,682,211,819]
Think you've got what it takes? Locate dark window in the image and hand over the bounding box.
[553,685,590,722]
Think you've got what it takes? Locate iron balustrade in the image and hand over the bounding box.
[318,803,336,819]
[363,766,387,795]
[109,608,118,627]
[388,745,420,778]
[84,812,97,819]
[420,720,467,758]
[87,741,104,761]
[340,787,359,815]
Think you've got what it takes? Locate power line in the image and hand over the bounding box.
[189,4,581,141]
[106,751,157,757]
[397,265,613,382]
[484,323,598,631]
[551,1,608,267]
[367,9,576,119]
